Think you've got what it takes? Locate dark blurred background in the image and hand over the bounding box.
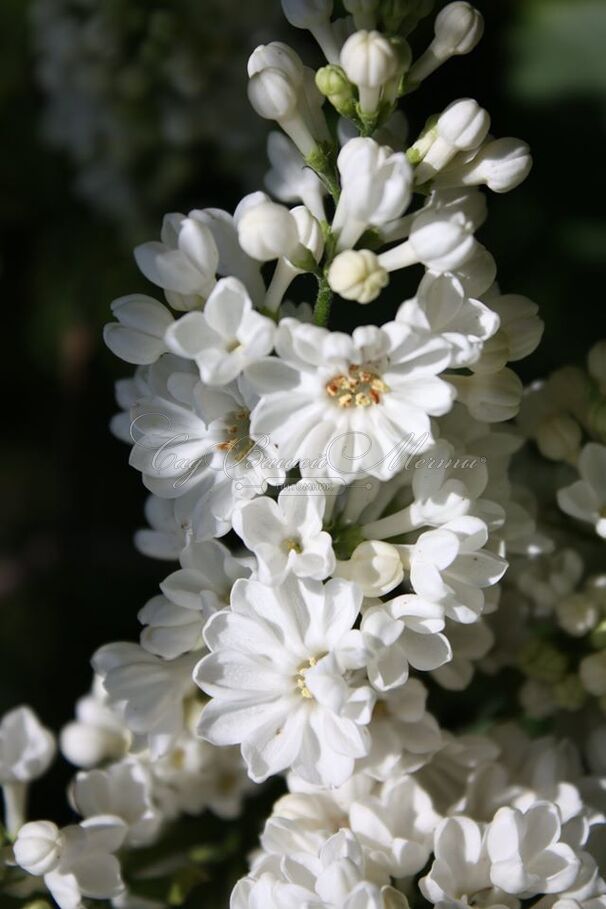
[0,0,605,825]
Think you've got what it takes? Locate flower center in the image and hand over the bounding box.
[325,364,389,408]
[296,656,318,699]
[283,537,303,554]
[216,408,254,460]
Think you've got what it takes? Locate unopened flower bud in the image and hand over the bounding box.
[439,98,490,149]
[316,65,355,115]
[341,30,400,113]
[328,249,389,303]
[580,650,606,697]
[556,593,600,638]
[335,540,403,596]
[415,98,490,184]
[238,201,300,262]
[536,414,582,463]
[0,707,56,785]
[433,1,484,58]
[59,721,125,769]
[406,209,476,272]
[438,137,533,193]
[248,67,299,122]
[263,206,324,313]
[409,2,484,83]
[248,42,304,85]
[14,821,62,876]
[588,340,606,394]
[291,206,325,264]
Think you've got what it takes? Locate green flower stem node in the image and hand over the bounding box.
[305,144,340,203]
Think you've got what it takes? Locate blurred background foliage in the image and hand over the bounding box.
[0,0,605,871]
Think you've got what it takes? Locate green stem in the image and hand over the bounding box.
[305,144,341,205]
[313,274,333,327]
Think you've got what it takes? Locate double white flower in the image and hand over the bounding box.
[195,576,373,787]
[247,318,454,481]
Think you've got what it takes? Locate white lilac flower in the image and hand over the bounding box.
[14,816,126,909]
[129,375,284,533]
[487,803,581,897]
[558,444,606,539]
[403,516,508,623]
[513,548,584,617]
[361,595,452,692]
[195,576,374,787]
[0,706,56,836]
[360,439,490,540]
[70,758,162,848]
[60,678,130,770]
[247,319,454,482]
[420,816,514,909]
[360,680,443,780]
[0,706,55,786]
[396,271,500,368]
[103,296,174,366]
[431,617,494,690]
[164,277,276,386]
[92,644,198,758]
[138,540,251,659]
[152,736,253,820]
[484,294,543,365]
[134,494,193,561]
[194,200,267,305]
[233,481,335,584]
[134,212,219,311]
[233,828,408,909]
[332,137,413,251]
[349,774,439,878]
